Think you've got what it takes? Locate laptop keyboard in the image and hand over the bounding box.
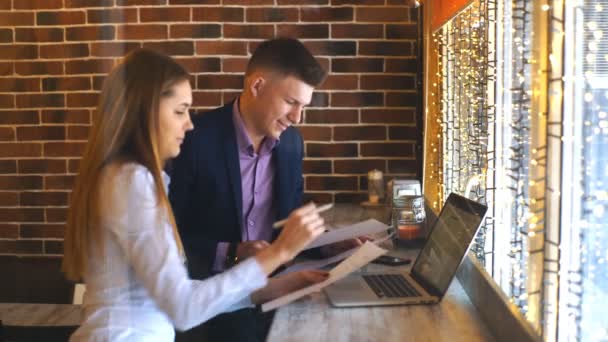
[363,274,421,298]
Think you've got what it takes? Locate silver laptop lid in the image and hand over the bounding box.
[410,193,487,298]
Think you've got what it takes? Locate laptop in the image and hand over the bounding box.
[324,193,488,307]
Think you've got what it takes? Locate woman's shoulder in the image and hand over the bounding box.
[99,162,157,203]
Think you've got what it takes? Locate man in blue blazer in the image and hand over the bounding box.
[169,38,327,342]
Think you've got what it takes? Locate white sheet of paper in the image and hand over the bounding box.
[261,241,387,312]
[276,231,395,276]
[303,218,390,251]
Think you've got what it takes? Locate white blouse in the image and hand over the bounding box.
[70,163,268,341]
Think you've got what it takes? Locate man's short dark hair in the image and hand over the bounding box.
[246,38,327,87]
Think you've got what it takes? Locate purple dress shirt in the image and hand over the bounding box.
[213,99,278,271]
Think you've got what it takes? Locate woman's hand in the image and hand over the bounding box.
[254,203,326,275]
[251,270,329,305]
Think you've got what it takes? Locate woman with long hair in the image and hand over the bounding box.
[62,48,326,341]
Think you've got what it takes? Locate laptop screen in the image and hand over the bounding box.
[411,193,487,297]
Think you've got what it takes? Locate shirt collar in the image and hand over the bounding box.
[232,98,279,157]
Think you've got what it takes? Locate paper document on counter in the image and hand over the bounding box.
[277,231,395,276]
[261,241,387,312]
[303,218,390,251]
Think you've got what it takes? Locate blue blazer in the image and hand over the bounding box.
[168,101,304,278]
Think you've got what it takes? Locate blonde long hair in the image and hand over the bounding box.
[63,49,187,281]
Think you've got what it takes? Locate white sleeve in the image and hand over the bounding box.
[108,166,267,331]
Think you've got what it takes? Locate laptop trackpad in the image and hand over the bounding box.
[325,275,381,305]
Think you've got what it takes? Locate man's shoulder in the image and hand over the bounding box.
[191,102,233,130]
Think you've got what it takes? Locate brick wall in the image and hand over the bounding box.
[0,0,420,256]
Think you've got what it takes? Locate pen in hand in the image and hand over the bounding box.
[272,203,334,229]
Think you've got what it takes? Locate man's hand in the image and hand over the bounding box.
[251,270,329,304]
[320,236,373,257]
[236,240,270,260]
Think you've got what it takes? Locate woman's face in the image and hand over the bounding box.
[157,79,193,162]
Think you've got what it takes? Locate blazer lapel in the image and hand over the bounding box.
[274,142,290,221]
[221,106,243,232]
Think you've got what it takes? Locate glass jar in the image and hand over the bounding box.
[367,169,384,204]
[391,195,426,247]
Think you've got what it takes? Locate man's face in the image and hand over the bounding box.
[250,74,314,140]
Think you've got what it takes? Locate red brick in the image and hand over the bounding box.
[0,192,18,206]
[302,192,333,203]
[0,160,17,174]
[388,159,417,174]
[334,192,367,203]
[224,24,274,39]
[87,8,138,23]
[360,142,414,157]
[306,143,357,157]
[334,159,386,173]
[0,62,13,76]
[37,11,86,26]
[386,92,417,107]
[17,126,66,141]
[65,59,114,75]
[331,92,383,107]
[246,8,298,22]
[66,25,115,41]
[0,110,39,125]
[306,176,357,191]
[223,0,272,4]
[359,41,413,56]
[303,160,332,174]
[20,191,68,206]
[332,24,383,39]
[298,126,331,141]
[331,58,383,73]
[0,45,38,60]
[18,159,67,174]
[332,0,384,4]
[0,142,41,157]
[356,7,409,21]
[192,7,243,22]
[66,93,99,108]
[16,94,65,108]
[389,126,418,140]
[0,94,14,108]
[221,58,248,73]
[45,175,75,190]
[0,1,10,9]
[175,57,221,73]
[0,240,44,254]
[46,207,68,222]
[278,0,327,4]
[361,109,415,123]
[170,24,221,39]
[0,127,14,141]
[116,24,168,40]
[197,75,243,90]
[302,41,356,56]
[68,159,80,173]
[222,91,241,104]
[67,125,90,140]
[0,12,35,26]
[0,29,13,43]
[15,28,64,43]
[117,0,169,4]
[15,61,63,76]
[277,24,328,39]
[318,75,358,91]
[43,142,86,157]
[334,125,386,141]
[42,110,90,124]
[192,91,222,107]
[20,224,65,239]
[143,41,194,56]
[0,224,19,239]
[45,240,64,255]
[140,7,190,22]
[65,0,113,7]
[92,75,105,90]
[301,7,353,21]
[43,77,91,92]
[40,43,89,59]
[0,78,40,92]
[196,41,247,56]
[386,24,418,39]
[386,58,417,73]
[304,109,359,124]
[0,175,43,190]
[361,75,415,90]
